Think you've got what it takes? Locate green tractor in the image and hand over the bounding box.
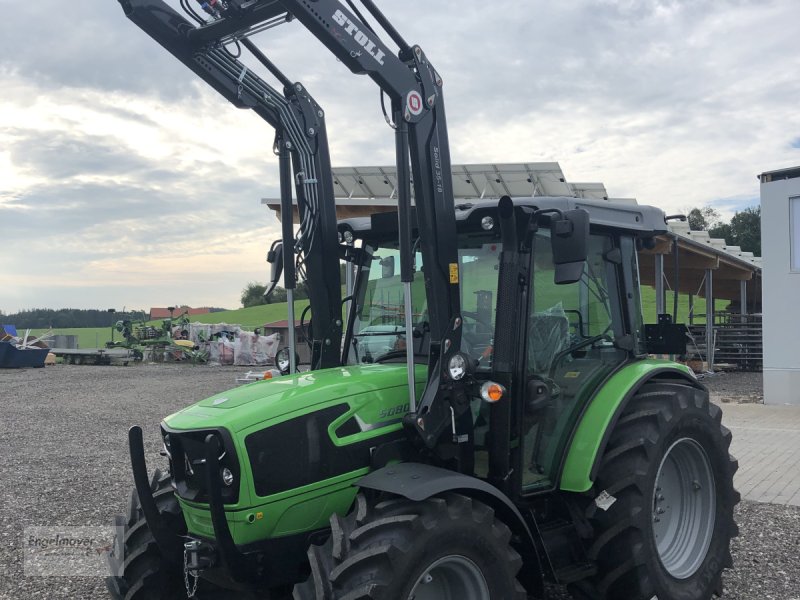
[108,1,738,599]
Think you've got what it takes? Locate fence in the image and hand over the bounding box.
[686,312,762,371]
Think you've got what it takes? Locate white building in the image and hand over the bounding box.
[761,166,800,405]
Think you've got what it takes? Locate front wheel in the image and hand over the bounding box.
[105,469,188,600]
[293,492,527,600]
[570,382,739,600]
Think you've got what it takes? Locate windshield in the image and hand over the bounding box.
[346,233,501,369]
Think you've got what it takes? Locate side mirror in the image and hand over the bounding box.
[380,255,395,279]
[550,208,589,285]
[265,241,284,300]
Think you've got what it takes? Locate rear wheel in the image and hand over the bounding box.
[570,382,739,600]
[293,492,527,600]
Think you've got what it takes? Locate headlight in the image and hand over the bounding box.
[276,347,291,374]
[447,352,469,380]
[221,467,234,487]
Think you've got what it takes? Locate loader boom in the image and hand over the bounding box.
[121,0,466,445]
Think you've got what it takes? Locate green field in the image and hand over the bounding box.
[29,285,727,350]
[640,289,727,325]
[176,300,311,329]
[29,300,310,349]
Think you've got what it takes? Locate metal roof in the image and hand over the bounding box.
[263,162,762,299]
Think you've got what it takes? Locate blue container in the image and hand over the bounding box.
[0,342,49,368]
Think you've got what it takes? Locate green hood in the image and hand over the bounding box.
[164,363,426,433]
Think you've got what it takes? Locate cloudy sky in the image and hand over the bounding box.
[1,0,798,314]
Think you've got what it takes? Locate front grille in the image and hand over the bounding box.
[162,426,240,505]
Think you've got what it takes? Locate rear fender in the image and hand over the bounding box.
[559,360,701,493]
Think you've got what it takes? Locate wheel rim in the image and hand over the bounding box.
[652,437,716,579]
[408,555,490,600]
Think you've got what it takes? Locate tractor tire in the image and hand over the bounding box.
[569,382,739,600]
[106,468,188,600]
[293,492,528,600]
[106,469,290,600]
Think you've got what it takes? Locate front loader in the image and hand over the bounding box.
[107,2,739,599]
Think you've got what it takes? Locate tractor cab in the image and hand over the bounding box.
[334,196,668,493]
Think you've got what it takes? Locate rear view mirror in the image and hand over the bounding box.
[550,209,589,285]
[264,241,283,300]
[380,255,395,279]
[525,378,552,415]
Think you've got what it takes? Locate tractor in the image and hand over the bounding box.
[107,1,738,599]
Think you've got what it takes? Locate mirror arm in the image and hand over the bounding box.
[264,240,284,301]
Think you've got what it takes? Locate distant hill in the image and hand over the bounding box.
[172,300,310,329]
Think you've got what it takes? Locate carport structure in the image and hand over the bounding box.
[264,162,762,370]
[638,219,762,368]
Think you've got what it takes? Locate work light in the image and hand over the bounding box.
[447,352,469,381]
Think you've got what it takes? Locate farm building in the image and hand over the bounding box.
[760,166,800,405]
[264,162,762,374]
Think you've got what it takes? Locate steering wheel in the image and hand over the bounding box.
[548,333,613,377]
[461,311,494,365]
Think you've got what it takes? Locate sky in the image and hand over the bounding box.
[1,0,798,314]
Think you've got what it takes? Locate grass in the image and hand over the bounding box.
[23,327,115,349]
[640,288,728,324]
[28,300,310,349]
[180,300,310,329]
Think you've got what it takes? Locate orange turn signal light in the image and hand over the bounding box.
[480,381,506,403]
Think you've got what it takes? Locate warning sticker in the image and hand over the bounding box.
[594,490,617,511]
[406,91,424,116]
[449,263,459,284]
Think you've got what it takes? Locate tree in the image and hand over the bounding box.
[687,205,761,256]
[687,206,722,231]
[241,282,305,307]
[267,286,289,304]
[729,207,761,256]
[708,222,732,243]
[241,282,268,308]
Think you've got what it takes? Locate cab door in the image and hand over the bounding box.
[520,229,630,492]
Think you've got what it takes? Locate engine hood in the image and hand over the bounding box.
[164,363,426,433]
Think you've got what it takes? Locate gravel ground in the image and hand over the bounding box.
[0,363,796,599]
[701,371,764,404]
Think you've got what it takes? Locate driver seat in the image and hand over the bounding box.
[527,313,570,374]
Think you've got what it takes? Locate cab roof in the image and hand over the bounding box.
[338,196,668,240]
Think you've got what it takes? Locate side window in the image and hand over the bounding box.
[458,242,502,370]
[522,231,627,490]
[348,247,426,364]
[620,235,646,354]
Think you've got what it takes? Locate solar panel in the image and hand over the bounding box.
[331,162,573,200]
[569,182,608,200]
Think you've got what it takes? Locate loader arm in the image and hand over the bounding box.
[120,0,343,369]
[120,0,465,447]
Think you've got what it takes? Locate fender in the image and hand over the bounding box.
[559,359,702,493]
[358,462,543,593]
